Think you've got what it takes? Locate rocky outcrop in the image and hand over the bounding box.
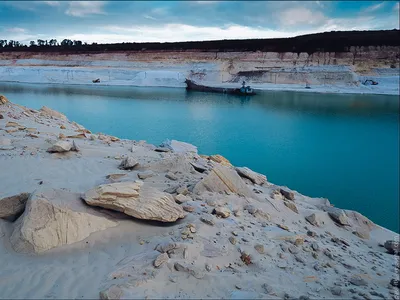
[39,106,67,120]
[235,167,267,185]
[83,181,185,222]
[209,154,232,167]
[159,139,198,154]
[0,193,30,220]
[324,207,350,226]
[10,188,118,253]
[193,164,255,198]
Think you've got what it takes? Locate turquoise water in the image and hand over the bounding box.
[1,83,399,232]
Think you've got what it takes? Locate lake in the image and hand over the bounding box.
[1,83,399,232]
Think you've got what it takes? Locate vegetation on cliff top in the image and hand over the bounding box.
[0,30,399,54]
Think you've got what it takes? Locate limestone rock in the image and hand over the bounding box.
[209,154,232,167]
[155,241,179,253]
[352,229,370,240]
[0,95,9,105]
[83,182,185,222]
[119,156,139,170]
[213,207,231,218]
[6,121,19,127]
[10,188,117,253]
[200,215,215,226]
[193,164,255,198]
[39,106,67,120]
[235,167,266,185]
[190,161,207,173]
[137,171,154,180]
[284,201,299,214]
[0,193,30,220]
[47,140,72,153]
[280,188,295,201]
[159,139,198,154]
[183,205,195,212]
[153,253,169,268]
[176,186,189,195]
[305,213,325,227]
[174,194,191,204]
[254,244,265,254]
[325,207,350,226]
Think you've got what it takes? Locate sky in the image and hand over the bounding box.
[0,1,399,44]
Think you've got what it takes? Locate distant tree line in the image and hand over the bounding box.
[0,30,399,54]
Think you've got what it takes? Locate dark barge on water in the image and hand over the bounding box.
[185,79,256,96]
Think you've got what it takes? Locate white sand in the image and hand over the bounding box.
[0,99,399,299]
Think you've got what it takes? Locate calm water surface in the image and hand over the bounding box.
[1,83,399,232]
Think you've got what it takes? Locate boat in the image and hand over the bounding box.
[185,79,256,95]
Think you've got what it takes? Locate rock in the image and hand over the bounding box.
[384,240,400,254]
[39,106,67,120]
[307,230,317,237]
[294,254,306,263]
[209,154,232,167]
[190,161,207,173]
[200,215,215,226]
[71,140,79,152]
[353,229,370,240]
[164,185,179,194]
[262,283,274,295]
[183,205,195,212]
[325,207,350,226]
[0,193,30,220]
[288,246,299,254]
[83,182,185,222]
[67,133,86,139]
[165,172,178,181]
[294,238,304,246]
[390,278,399,288]
[155,241,179,253]
[47,140,73,153]
[305,213,325,227]
[118,157,139,170]
[271,189,284,200]
[323,249,334,259]
[254,244,264,254]
[284,201,299,214]
[153,253,169,268]
[60,125,66,129]
[311,242,320,252]
[280,188,295,200]
[349,276,368,286]
[174,262,204,279]
[213,207,231,218]
[106,174,126,182]
[6,121,19,127]
[159,139,198,154]
[176,186,189,195]
[0,95,8,104]
[99,285,124,300]
[277,224,289,231]
[244,204,258,215]
[229,237,237,245]
[10,188,117,253]
[174,194,191,204]
[0,113,3,119]
[235,167,267,185]
[193,164,255,198]
[205,263,212,272]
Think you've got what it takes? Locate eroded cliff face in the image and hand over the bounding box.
[0,47,398,87]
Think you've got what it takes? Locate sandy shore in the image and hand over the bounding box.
[0,96,399,299]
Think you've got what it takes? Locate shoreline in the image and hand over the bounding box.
[1,96,399,299]
[0,78,399,96]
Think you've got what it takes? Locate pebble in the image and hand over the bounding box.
[311,242,320,252]
[205,263,212,272]
[331,286,342,296]
[183,205,195,212]
[153,253,169,268]
[307,231,317,237]
[323,249,334,259]
[229,237,237,245]
[313,263,321,271]
[349,276,368,286]
[165,172,178,181]
[288,246,299,254]
[232,231,238,236]
[254,244,264,254]
[280,244,288,252]
[294,254,306,263]
[200,215,215,226]
[262,283,274,294]
[294,238,304,246]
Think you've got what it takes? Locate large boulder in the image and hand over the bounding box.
[83,182,185,222]
[235,167,267,185]
[47,141,72,153]
[10,188,118,253]
[193,164,255,198]
[0,193,30,220]
[39,106,67,120]
[324,207,350,226]
[159,139,197,154]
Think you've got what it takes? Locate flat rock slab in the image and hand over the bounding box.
[193,164,255,198]
[235,167,267,185]
[159,139,198,154]
[10,188,118,253]
[83,181,185,222]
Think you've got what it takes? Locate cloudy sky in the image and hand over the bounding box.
[0,1,399,44]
